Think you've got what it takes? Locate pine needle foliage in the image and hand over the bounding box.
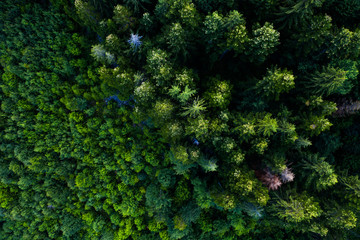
[306,66,347,96]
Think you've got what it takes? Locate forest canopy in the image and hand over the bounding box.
[1,0,360,239]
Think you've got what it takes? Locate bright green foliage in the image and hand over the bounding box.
[327,27,360,60]
[155,0,200,28]
[226,25,249,55]
[151,99,175,125]
[170,145,189,164]
[228,167,270,206]
[75,169,95,189]
[165,22,189,60]
[204,76,232,109]
[245,22,280,63]
[173,215,187,231]
[203,10,248,60]
[256,67,295,100]
[134,81,156,103]
[159,120,184,143]
[185,116,210,141]
[304,96,337,116]
[146,49,173,87]
[0,184,16,209]
[302,114,333,136]
[273,192,322,223]
[224,11,248,53]
[256,113,278,137]
[203,11,225,50]
[169,85,197,105]
[181,97,206,118]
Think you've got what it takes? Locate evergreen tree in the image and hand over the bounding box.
[306,66,347,96]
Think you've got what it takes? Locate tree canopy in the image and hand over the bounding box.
[1,0,360,239]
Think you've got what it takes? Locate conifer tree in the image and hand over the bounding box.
[272,192,322,223]
[301,153,338,191]
[306,66,347,96]
[256,67,295,101]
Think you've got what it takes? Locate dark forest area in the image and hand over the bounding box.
[1,0,360,239]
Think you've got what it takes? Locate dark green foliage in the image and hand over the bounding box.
[157,169,176,188]
[305,66,347,96]
[301,153,338,191]
[324,0,360,26]
[276,0,325,29]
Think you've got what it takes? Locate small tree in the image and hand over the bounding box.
[258,169,282,190]
[91,44,115,65]
[306,66,347,96]
[204,76,232,109]
[181,97,206,118]
[276,0,324,29]
[302,153,338,191]
[280,167,295,183]
[166,22,189,60]
[245,22,280,63]
[146,49,173,87]
[75,0,101,31]
[256,67,295,101]
[256,113,278,137]
[113,5,135,32]
[273,192,322,223]
[326,207,357,230]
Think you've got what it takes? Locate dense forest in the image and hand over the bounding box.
[1,0,360,239]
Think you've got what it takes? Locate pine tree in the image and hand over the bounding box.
[165,22,189,61]
[204,76,232,109]
[306,66,347,96]
[256,113,278,137]
[245,22,280,63]
[75,0,101,30]
[197,154,218,172]
[276,0,325,29]
[272,192,322,223]
[256,67,295,101]
[91,44,115,64]
[181,97,206,118]
[301,153,338,191]
[326,207,357,230]
[113,5,135,32]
